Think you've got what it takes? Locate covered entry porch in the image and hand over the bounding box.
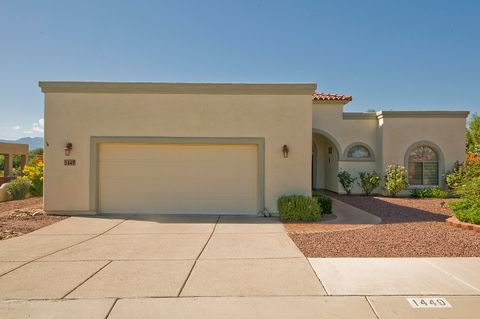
[312,130,339,193]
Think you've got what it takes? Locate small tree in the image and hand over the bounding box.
[467,113,480,155]
[384,165,408,197]
[358,171,381,195]
[337,170,356,194]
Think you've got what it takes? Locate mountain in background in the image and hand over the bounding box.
[0,137,44,150]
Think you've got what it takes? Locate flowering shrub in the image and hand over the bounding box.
[357,171,381,195]
[20,158,44,196]
[446,153,480,189]
[337,170,356,194]
[384,165,408,197]
[447,153,480,224]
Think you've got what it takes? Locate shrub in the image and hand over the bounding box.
[277,195,320,222]
[337,170,356,194]
[448,176,480,224]
[20,158,44,196]
[449,199,480,224]
[384,165,408,197]
[357,171,381,195]
[315,194,333,214]
[410,187,448,199]
[446,154,480,189]
[5,179,31,200]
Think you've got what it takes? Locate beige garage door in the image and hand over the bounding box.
[99,143,258,214]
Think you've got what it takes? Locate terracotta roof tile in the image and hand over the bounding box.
[312,92,352,101]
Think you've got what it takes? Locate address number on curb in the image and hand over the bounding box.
[407,298,452,308]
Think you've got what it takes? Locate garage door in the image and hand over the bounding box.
[98,143,258,214]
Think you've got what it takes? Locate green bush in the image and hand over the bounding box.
[446,154,480,190]
[357,171,381,195]
[448,177,480,224]
[384,165,408,197]
[410,187,448,198]
[449,199,480,224]
[337,170,356,194]
[315,194,333,214]
[445,161,467,189]
[5,179,31,200]
[277,195,320,222]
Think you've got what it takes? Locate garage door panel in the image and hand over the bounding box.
[99,143,258,214]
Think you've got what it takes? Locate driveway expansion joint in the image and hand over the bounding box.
[365,296,381,319]
[104,297,118,319]
[62,261,113,299]
[177,215,221,297]
[423,259,480,293]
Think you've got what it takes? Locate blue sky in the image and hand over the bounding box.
[1,0,479,139]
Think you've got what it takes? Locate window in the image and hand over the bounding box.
[347,145,371,159]
[408,146,439,185]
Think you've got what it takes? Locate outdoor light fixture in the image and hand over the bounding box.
[282,144,289,158]
[64,142,73,156]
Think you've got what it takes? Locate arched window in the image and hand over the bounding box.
[344,143,374,161]
[347,145,371,158]
[408,146,439,185]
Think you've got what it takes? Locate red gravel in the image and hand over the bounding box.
[0,197,66,240]
[289,192,480,257]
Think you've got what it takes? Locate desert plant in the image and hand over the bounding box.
[277,195,320,222]
[5,179,31,200]
[357,171,381,195]
[410,187,447,198]
[446,154,480,224]
[315,194,332,214]
[20,158,44,196]
[337,170,356,194]
[446,154,480,189]
[384,165,408,197]
[449,201,480,224]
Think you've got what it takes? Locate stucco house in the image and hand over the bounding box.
[39,82,469,215]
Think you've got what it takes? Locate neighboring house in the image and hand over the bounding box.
[0,142,29,202]
[39,82,468,215]
[0,142,28,183]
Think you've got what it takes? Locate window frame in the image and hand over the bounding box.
[404,141,444,188]
[343,142,375,162]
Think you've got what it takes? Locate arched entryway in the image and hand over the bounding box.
[312,130,340,192]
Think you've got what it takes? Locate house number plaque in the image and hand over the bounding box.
[64,159,76,166]
[407,297,451,308]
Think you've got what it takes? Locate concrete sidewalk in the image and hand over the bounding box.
[0,214,479,318]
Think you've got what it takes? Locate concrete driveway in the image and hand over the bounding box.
[1,214,480,318]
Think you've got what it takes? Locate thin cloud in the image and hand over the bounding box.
[32,118,44,133]
[12,126,20,130]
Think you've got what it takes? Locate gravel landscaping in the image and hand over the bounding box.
[289,192,480,257]
[0,197,66,240]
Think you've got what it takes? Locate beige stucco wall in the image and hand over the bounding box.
[43,87,314,214]
[0,183,9,202]
[380,115,467,192]
[0,142,29,155]
[312,104,378,156]
[312,103,380,194]
[313,103,468,195]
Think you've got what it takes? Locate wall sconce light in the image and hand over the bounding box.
[282,145,289,158]
[64,142,73,156]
